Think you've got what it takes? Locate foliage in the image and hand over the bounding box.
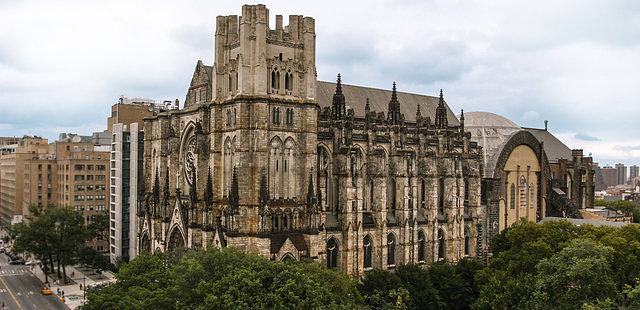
[81,248,364,310]
[595,199,640,223]
[12,205,91,283]
[473,220,640,310]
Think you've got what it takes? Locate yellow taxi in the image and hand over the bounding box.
[41,287,52,295]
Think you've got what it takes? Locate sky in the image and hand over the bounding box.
[0,0,639,165]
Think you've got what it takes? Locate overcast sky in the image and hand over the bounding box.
[1,0,639,165]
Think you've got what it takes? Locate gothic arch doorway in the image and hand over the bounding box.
[167,226,185,252]
[140,232,151,253]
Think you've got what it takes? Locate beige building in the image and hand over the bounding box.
[0,136,50,224]
[107,96,169,133]
[54,140,110,252]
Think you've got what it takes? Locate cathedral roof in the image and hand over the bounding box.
[523,127,572,163]
[465,112,522,178]
[316,81,460,125]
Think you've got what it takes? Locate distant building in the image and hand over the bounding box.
[601,166,617,188]
[0,136,50,224]
[630,165,639,180]
[106,96,173,133]
[110,123,144,264]
[593,163,607,191]
[615,163,627,186]
[54,139,110,253]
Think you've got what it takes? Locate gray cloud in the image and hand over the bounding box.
[574,133,600,142]
[0,0,639,165]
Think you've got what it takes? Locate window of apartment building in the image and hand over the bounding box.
[96,165,106,171]
[87,195,94,201]
[96,175,105,181]
[75,164,84,171]
[87,185,94,191]
[74,205,84,212]
[96,195,105,200]
[88,205,94,211]
[74,195,84,201]
[87,165,94,171]
[96,205,105,211]
[74,175,84,181]
[95,185,105,191]
[75,185,85,191]
[86,175,94,181]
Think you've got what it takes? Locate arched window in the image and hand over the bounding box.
[235,71,238,91]
[363,235,373,269]
[369,179,374,211]
[228,74,232,94]
[285,70,293,92]
[387,233,396,266]
[464,226,470,256]
[437,229,445,260]
[326,238,338,269]
[390,179,397,212]
[529,183,535,208]
[271,69,280,92]
[438,177,445,214]
[281,253,295,262]
[464,179,469,203]
[417,230,426,262]
[519,176,527,208]
[420,179,426,208]
[510,183,516,209]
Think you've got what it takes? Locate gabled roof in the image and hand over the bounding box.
[523,127,572,163]
[269,233,308,254]
[316,81,460,125]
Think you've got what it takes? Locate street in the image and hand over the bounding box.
[0,254,67,310]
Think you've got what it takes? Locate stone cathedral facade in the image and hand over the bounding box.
[137,4,484,276]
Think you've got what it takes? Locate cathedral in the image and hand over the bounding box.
[137,4,485,276]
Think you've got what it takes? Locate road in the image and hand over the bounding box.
[0,254,67,310]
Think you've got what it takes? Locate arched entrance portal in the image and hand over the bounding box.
[140,232,151,253]
[167,226,186,252]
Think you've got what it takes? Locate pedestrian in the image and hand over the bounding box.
[79,284,82,290]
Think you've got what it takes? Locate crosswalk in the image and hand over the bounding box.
[0,269,28,276]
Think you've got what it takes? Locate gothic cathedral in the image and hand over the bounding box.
[138,4,484,276]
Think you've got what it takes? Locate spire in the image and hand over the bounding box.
[459,109,465,133]
[205,167,213,207]
[162,166,170,217]
[332,73,346,119]
[416,103,422,119]
[365,98,370,114]
[189,164,197,205]
[435,89,448,129]
[306,173,315,211]
[152,168,160,208]
[387,82,402,124]
[229,166,239,211]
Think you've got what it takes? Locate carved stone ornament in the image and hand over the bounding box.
[184,136,197,185]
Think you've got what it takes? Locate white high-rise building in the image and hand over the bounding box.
[110,123,144,264]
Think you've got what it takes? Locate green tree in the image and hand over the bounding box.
[394,264,441,309]
[81,248,364,310]
[529,239,618,310]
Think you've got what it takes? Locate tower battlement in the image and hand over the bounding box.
[212,4,316,103]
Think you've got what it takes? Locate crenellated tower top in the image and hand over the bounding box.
[212,4,317,103]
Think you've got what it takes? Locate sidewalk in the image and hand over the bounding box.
[31,264,116,309]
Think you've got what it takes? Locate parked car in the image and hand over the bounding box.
[25,259,40,266]
[9,257,25,265]
[41,287,52,295]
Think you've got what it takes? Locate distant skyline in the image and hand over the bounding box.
[1,0,639,166]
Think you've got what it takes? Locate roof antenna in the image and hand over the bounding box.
[544,120,548,131]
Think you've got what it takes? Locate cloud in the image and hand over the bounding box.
[574,133,600,142]
[0,0,639,167]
